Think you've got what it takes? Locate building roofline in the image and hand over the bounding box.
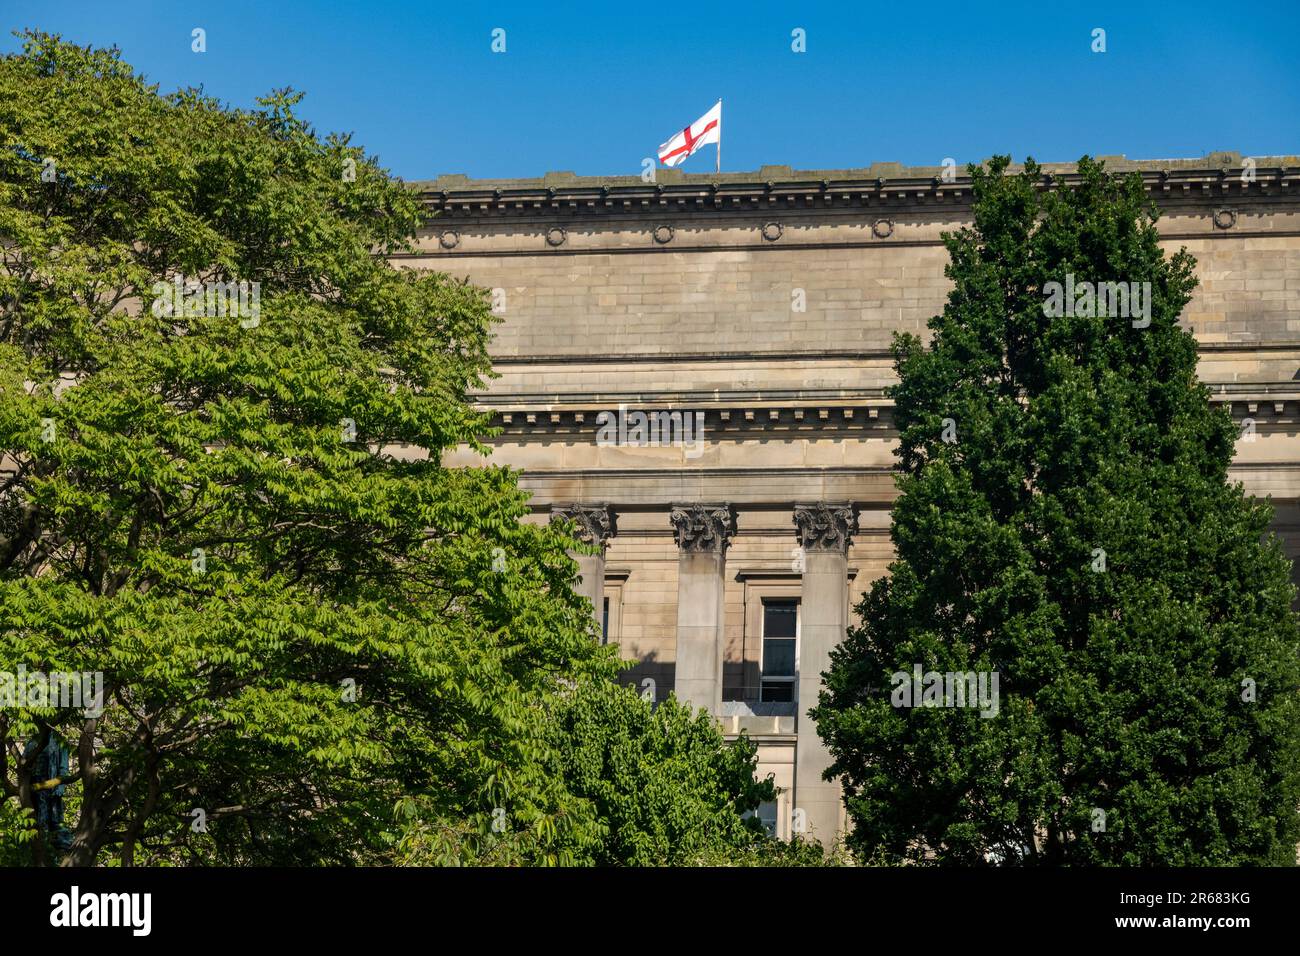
[412,152,1300,192]
[410,152,1300,217]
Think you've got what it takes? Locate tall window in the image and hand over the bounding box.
[760,599,798,702]
[602,596,610,644]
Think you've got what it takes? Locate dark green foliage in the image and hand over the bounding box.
[814,156,1300,865]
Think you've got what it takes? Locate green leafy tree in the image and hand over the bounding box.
[814,156,1300,866]
[548,681,775,865]
[0,32,616,867]
[394,681,787,866]
[0,795,37,865]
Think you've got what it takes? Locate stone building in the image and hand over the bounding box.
[409,153,1300,844]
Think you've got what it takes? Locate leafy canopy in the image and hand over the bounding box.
[394,681,789,866]
[0,31,616,866]
[814,156,1300,866]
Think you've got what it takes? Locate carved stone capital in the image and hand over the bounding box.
[550,504,616,549]
[793,503,857,553]
[670,503,736,554]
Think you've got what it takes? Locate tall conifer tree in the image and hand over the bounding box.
[815,156,1300,865]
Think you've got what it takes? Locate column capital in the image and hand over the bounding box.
[550,503,616,549]
[793,502,857,553]
[670,503,736,554]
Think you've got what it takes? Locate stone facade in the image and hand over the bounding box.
[415,153,1300,844]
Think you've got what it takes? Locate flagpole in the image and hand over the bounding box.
[716,98,722,174]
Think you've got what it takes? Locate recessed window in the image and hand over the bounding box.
[601,578,626,647]
[760,599,798,702]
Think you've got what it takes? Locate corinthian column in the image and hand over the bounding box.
[792,502,857,844]
[670,503,736,715]
[550,504,616,635]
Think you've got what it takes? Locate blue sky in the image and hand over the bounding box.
[4,0,1297,181]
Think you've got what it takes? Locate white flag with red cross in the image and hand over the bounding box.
[657,100,722,170]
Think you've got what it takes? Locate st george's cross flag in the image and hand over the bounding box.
[657,100,722,170]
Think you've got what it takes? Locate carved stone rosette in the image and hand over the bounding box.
[550,504,616,550]
[793,503,857,553]
[669,504,736,554]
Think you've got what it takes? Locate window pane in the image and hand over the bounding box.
[763,602,797,639]
[760,599,798,703]
[761,680,794,702]
[763,638,795,677]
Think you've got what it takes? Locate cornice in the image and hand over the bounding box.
[482,387,890,405]
[413,153,1300,223]
[483,341,1300,367]
[488,403,893,437]
[477,387,1300,439]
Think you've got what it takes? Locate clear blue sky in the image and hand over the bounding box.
[4,0,1297,181]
